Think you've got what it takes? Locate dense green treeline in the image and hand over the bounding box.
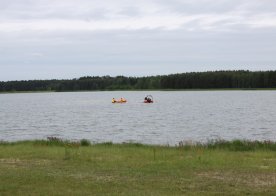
[1,70,276,92]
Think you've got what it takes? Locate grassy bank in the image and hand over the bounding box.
[0,139,275,195]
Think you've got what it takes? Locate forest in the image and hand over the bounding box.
[1,70,276,92]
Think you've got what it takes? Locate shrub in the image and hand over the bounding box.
[80,139,91,146]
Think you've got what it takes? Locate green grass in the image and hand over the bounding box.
[0,140,275,195]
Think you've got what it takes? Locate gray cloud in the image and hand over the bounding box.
[0,0,276,80]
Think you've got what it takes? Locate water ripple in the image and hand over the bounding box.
[0,91,276,144]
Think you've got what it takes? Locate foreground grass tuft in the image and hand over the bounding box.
[80,139,91,146]
[208,139,276,151]
[178,139,276,151]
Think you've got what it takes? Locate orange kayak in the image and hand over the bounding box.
[112,100,127,103]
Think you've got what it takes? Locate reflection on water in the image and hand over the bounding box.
[0,91,276,145]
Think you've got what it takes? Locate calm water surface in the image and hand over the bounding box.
[0,91,276,145]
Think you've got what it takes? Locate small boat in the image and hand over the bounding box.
[144,95,153,103]
[112,98,127,103]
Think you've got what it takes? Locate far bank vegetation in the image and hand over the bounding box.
[1,70,276,92]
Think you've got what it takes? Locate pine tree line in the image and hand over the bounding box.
[1,70,276,92]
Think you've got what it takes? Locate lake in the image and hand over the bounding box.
[0,91,276,145]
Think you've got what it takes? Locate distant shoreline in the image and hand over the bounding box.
[1,71,276,92]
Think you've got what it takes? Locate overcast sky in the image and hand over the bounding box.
[1,0,276,81]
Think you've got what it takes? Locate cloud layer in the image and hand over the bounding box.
[1,0,276,80]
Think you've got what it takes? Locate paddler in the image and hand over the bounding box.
[120,97,126,102]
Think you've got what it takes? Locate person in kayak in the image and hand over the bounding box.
[144,96,152,103]
[120,97,126,102]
